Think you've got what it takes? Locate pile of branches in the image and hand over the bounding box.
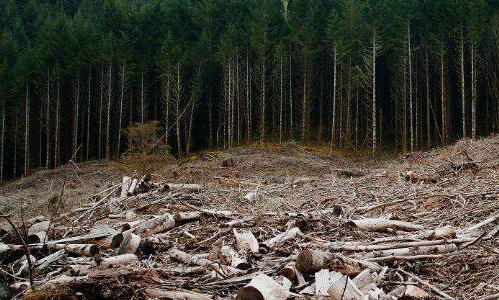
[1,174,498,299]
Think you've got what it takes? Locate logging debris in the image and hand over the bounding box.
[0,137,498,299]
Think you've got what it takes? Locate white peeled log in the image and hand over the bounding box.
[275,276,292,292]
[59,244,99,257]
[428,226,457,239]
[261,227,301,249]
[278,263,306,286]
[133,213,175,237]
[68,264,92,276]
[121,176,132,198]
[236,273,290,300]
[233,228,259,254]
[168,248,213,266]
[219,245,250,270]
[296,249,377,276]
[100,254,138,268]
[328,275,364,300]
[349,217,423,232]
[352,269,376,293]
[36,249,67,270]
[117,230,142,254]
[14,254,37,276]
[365,244,457,258]
[174,211,202,222]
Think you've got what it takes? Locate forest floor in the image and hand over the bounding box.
[1,137,498,299]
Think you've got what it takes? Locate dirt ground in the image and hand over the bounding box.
[1,137,498,298]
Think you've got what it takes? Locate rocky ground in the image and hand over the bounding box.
[0,137,498,299]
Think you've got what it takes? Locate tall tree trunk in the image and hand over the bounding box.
[0,100,4,183]
[54,80,60,166]
[355,85,359,149]
[346,57,352,147]
[163,72,171,148]
[14,112,18,177]
[236,54,240,145]
[372,29,377,153]
[319,71,324,142]
[440,49,446,145]
[98,65,104,159]
[301,55,307,143]
[289,49,293,139]
[260,58,266,144]
[74,71,80,158]
[330,45,337,153]
[87,67,92,160]
[460,26,466,138]
[425,49,431,147]
[105,61,112,160]
[24,83,30,176]
[141,71,145,123]
[407,21,413,152]
[279,52,283,144]
[175,62,182,157]
[46,66,51,169]
[246,53,251,144]
[471,43,477,139]
[117,64,125,157]
[228,60,233,148]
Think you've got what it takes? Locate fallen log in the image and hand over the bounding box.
[121,176,132,198]
[348,217,424,232]
[364,244,457,258]
[27,220,50,243]
[174,211,202,222]
[261,227,301,250]
[164,183,203,192]
[99,254,138,268]
[133,213,175,237]
[236,273,290,300]
[167,248,213,266]
[296,249,381,275]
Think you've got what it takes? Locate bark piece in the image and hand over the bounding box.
[315,269,332,296]
[233,229,259,254]
[27,220,50,243]
[349,217,423,232]
[236,273,289,300]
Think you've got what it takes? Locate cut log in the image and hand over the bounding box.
[428,226,456,239]
[133,213,175,237]
[219,245,250,270]
[167,248,213,266]
[404,285,431,299]
[99,254,138,268]
[233,229,259,254]
[328,275,364,300]
[365,244,457,258]
[144,288,212,300]
[36,249,67,269]
[296,249,363,276]
[68,264,92,276]
[261,227,301,250]
[121,176,132,197]
[348,217,423,232]
[60,244,99,257]
[236,273,290,300]
[117,230,141,254]
[278,263,305,286]
[174,211,202,222]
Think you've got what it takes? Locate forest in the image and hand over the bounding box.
[1,0,499,181]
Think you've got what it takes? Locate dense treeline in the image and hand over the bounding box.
[1,0,499,181]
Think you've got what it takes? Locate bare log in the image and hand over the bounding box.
[133,213,175,237]
[121,176,132,197]
[296,249,363,275]
[99,254,138,268]
[236,273,290,300]
[167,248,213,266]
[27,220,50,243]
[174,211,202,222]
[164,183,203,192]
[261,227,301,250]
[328,275,364,300]
[348,217,423,232]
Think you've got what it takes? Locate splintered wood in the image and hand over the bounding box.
[1,139,499,299]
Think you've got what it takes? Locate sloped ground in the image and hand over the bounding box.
[0,137,498,299]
